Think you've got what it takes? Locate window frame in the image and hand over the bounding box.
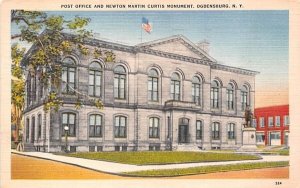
[211,80,219,109]
[114,65,127,100]
[62,112,76,137]
[268,116,274,127]
[114,116,127,138]
[149,117,160,138]
[170,73,181,101]
[284,115,290,126]
[192,76,201,105]
[61,57,76,95]
[37,114,42,139]
[196,120,203,140]
[148,69,159,102]
[226,83,234,110]
[89,114,103,137]
[275,116,281,127]
[241,85,249,111]
[212,122,220,140]
[260,117,265,128]
[89,62,102,97]
[227,123,235,140]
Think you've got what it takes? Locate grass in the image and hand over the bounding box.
[59,151,261,165]
[123,161,289,177]
[261,147,289,156]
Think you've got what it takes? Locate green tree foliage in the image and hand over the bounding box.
[11,11,112,140]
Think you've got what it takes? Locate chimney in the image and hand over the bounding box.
[196,40,210,54]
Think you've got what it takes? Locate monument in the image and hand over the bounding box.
[239,105,258,151]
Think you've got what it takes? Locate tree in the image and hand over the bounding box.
[11,10,114,142]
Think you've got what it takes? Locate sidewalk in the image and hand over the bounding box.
[11,150,289,174]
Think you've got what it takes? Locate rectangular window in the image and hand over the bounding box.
[148,77,158,101]
[97,146,103,152]
[171,80,180,101]
[149,117,159,138]
[114,74,126,99]
[284,115,290,126]
[275,116,281,127]
[241,91,248,111]
[89,146,95,152]
[260,117,265,128]
[62,67,76,94]
[228,123,235,139]
[211,88,219,108]
[115,116,127,138]
[38,114,42,139]
[89,114,102,137]
[256,133,265,144]
[62,113,76,137]
[212,122,220,140]
[227,90,234,110]
[268,117,274,127]
[192,84,201,105]
[196,120,202,140]
[89,70,102,97]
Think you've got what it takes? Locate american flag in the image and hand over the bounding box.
[142,17,152,33]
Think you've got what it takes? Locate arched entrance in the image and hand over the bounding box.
[178,118,189,143]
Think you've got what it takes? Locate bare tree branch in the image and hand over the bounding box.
[11,34,22,39]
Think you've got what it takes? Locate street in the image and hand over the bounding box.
[12,153,288,179]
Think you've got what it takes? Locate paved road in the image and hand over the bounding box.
[11,154,288,179]
[12,150,289,173]
[11,154,127,179]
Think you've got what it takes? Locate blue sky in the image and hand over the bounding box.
[13,11,289,107]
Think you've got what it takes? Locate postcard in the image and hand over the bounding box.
[1,0,300,188]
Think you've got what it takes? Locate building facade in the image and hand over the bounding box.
[254,105,289,146]
[23,35,258,152]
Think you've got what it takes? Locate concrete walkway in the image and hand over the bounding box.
[11,150,289,174]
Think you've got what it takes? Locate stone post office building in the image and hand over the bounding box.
[23,34,259,152]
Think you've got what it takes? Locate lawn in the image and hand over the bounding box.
[60,151,261,165]
[122,161,289,177]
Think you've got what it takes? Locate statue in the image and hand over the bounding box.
[244,105,253,128]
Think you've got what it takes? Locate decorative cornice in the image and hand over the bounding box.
[137,47,213,66]
[211,64,259,76]
[22,31,259,76]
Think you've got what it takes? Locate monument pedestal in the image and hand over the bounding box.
[238,127,258,152]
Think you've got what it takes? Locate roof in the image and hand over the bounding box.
[21,31,259,76]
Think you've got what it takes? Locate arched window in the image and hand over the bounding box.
[114,65,126,99]
[211,80,220,108]
[227,83,234,110]
[62,113,76,137]
[114,116,127,138]
[212,122,220,140]
[170,73,181,100]
[62,57,76,94]
[196,120,203,140]
[241,85,249,110]
[148,69,159,101]
[37,114,42,139]
[192,76,201,105]
[89,114,102,137]
[89,61,102,97]
[149,117,159,138]
[228,123,235,139]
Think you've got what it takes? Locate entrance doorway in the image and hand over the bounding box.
[178,118,189,143]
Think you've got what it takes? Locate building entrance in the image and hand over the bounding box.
[178,118,189,143]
